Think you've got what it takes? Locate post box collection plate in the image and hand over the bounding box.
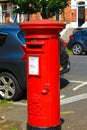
[29,56,39,75]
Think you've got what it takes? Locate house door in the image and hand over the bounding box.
[78,2,85,27]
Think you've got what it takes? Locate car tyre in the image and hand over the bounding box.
[0,72,22,101]
[72,43,83,55]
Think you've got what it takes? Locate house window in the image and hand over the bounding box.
[78,2,85,27]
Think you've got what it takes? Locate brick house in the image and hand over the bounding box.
[0,0,87,28]
[71,0,87,28]
[60,0,87,28]
[0,0,23,23]
[0,0,12,22]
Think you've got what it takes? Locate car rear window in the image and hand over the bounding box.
[17,31,26,45]
[0,34,7,45]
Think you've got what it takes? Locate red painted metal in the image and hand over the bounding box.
[20,19,65,128]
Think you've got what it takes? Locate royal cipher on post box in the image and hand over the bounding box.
[20,19,65,130]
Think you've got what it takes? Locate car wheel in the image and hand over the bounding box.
[0,72,22,101]
[72,43,83,55]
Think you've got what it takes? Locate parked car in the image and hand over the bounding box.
[0,23,70,101]
[67,28,87,55]
[0,23,26,101]
[60,38,70,75]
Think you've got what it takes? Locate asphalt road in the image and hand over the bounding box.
[63,55,87,81]
[60,55,87,130]
[61,55,87,99]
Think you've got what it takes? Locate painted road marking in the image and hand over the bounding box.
[61,111,75,115]
[73,82,87,91]
[61,93,87,105]
[60,95,66,99]
[13,102,27,106]
[69,80,87,91]
[60,80,87,105]
[69,80,87,84]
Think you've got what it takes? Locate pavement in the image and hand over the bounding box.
[0,102,27,130]
[61,99,87,130]
[0,98,87,130]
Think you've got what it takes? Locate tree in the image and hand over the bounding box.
[10,0,69,18]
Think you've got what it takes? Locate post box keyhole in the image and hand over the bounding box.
[41,83,50,95]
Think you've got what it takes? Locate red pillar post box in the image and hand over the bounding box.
[20,19,65,130]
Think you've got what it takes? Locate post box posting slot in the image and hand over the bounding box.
[26,40,44,53]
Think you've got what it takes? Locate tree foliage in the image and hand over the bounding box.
[10,0,69,18]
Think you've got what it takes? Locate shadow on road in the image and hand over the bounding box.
[60,77,69,89]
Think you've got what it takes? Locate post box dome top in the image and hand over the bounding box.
[20,19,65,30]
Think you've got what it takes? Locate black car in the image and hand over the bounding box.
[67,28,87,55]
[0,23,70,101]
[60,38,70,75]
